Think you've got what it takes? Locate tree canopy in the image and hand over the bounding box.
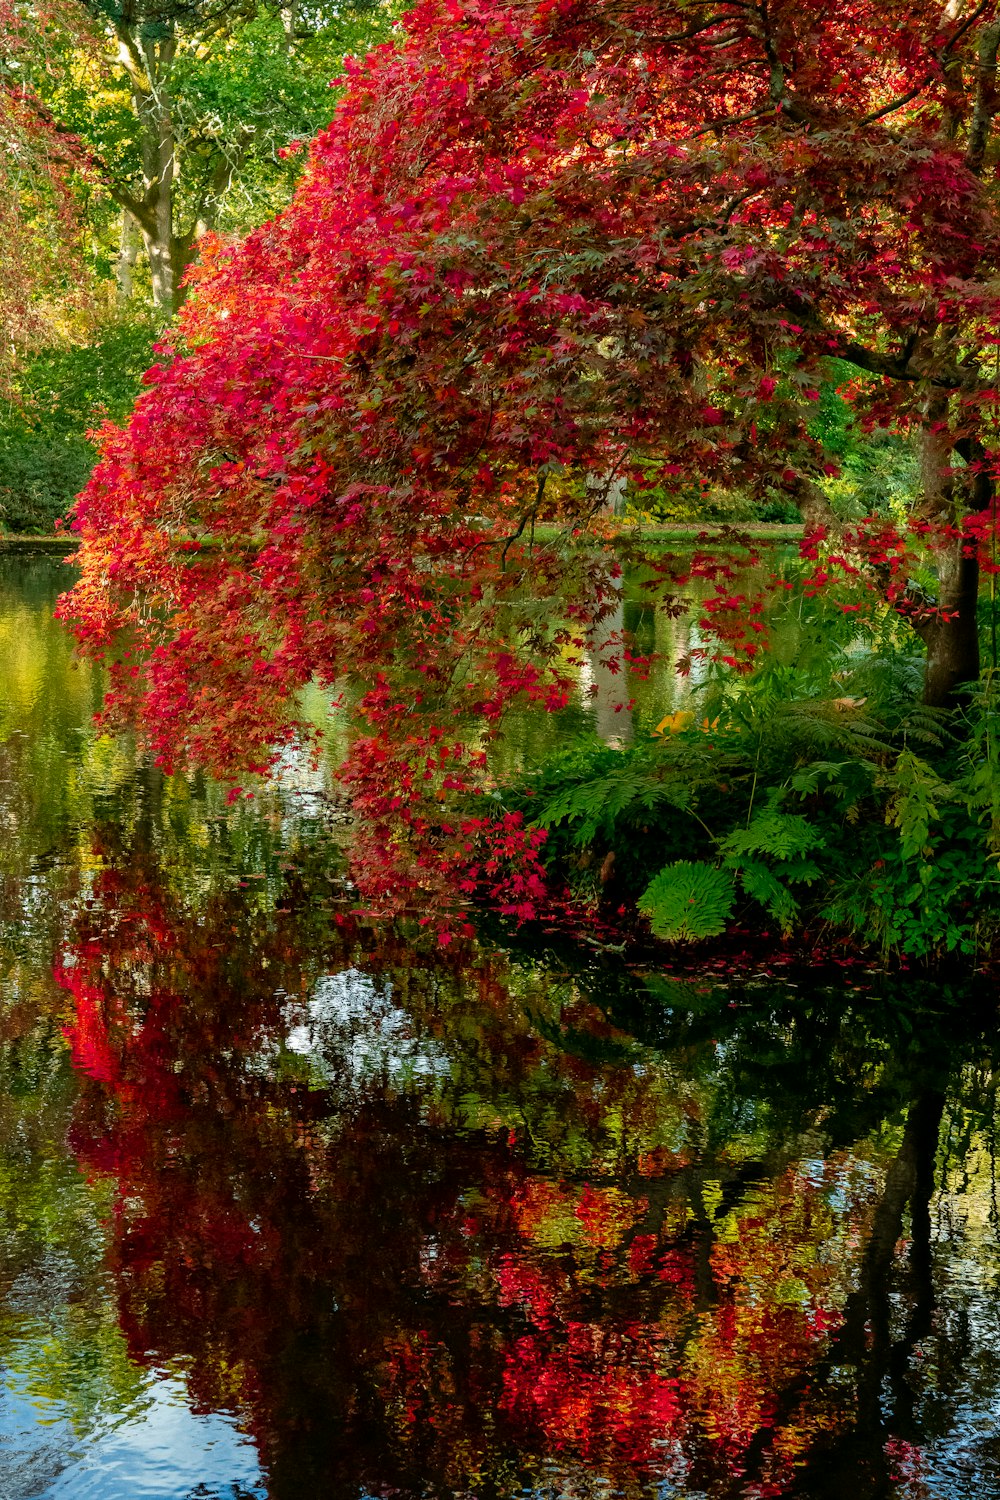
[0,1,91,375]
[60,0,1000,912]
[27,0,398,310]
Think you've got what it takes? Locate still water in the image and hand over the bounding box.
[0,555,999,1498]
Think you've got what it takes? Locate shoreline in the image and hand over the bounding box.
[0,524,805,557]
[0,535,77,553]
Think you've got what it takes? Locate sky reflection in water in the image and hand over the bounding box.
[0,557,999,1498]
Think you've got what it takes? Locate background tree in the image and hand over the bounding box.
[31,0,400,312]
[0,1,90,378]
[0,0,400,534]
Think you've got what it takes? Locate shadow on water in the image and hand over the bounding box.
[1,557,1000,1498]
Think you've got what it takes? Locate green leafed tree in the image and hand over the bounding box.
[34,0,400,311]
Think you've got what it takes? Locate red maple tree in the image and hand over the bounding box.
[59,0,1000,906]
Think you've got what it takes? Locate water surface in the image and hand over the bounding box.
[0,556,998,1499]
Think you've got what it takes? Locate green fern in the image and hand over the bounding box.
[958,686,1000,854]
[720,803,826,933]
[722,808,824,861]
[536,765,691,846]
[884,750,951,860]
[790,757,875,816]
[638,861,736,942]
[896,704,954,749]
[735,858,803,930]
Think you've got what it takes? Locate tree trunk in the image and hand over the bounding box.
[115,210,140,309]
[586,573,634,745]
[917,419,983,706]
[142,126,176,312]
[922,534,981,707]
[584,467,633,742]
[134,36,178,313]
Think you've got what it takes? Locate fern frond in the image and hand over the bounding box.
[790,758,875,808]
[536,767,691,846]
[722,810,824,861]
[638,862,736,942]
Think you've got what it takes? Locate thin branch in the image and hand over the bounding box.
[501,474,547,571]
[860,79,934,125]
[690,107,773,137]
[648,15,748,44]
[941,0,994,56]
[859,4,995,127]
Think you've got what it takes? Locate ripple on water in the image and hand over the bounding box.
[0,1370,266,1500]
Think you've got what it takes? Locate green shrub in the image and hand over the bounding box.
[0,437,94,533]
[0,319,157,533]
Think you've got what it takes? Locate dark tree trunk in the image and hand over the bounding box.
[916,422,985,707]
[921,534,981,707]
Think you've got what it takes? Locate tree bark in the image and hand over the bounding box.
[144,66,177,310]
[586,572,634,745]
[584,468,633,743]
[921,534,981,706]
[115,209,140,309]
[916,418,984,706]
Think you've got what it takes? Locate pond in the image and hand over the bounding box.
[0,554,999,1499]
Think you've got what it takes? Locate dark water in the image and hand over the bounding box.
[1,556,1000,1499]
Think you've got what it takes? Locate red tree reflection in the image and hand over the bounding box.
[56,831,941,1498]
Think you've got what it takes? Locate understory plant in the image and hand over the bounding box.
[508,605,1000,962]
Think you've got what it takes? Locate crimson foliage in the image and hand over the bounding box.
[60,0,1000,911]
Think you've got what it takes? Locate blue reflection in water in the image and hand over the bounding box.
[1,1369,265,1500]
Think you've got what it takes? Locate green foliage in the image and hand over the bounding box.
[638,861,736,942]
[511,737,714,902]
[0,320,157,532]
[0,441,93,535]
[885,750,950,859]
[720,798,825,934]
[625,362,917,525]
[535,756,692,846]
[507,588,1000,963]
[960,677,1000,854]
[809,364,919,521]
[5,320,158,437]
[32,1,403,299]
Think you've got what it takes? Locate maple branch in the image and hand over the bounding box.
[941,0,994,56]
[773,295,979,388]
[749,0,813,124]
[855,4,992,125]
[756,0,787,107]
[859,79,934,125]
[501,473,547,571]
[700,30,746,49]
[690,107,773,138]
[955,434,996,512]
[719,186,761,225]
[648,14,747,45]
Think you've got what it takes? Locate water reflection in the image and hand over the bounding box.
[1,555,1000,1497]
[52,807,1000,1498]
